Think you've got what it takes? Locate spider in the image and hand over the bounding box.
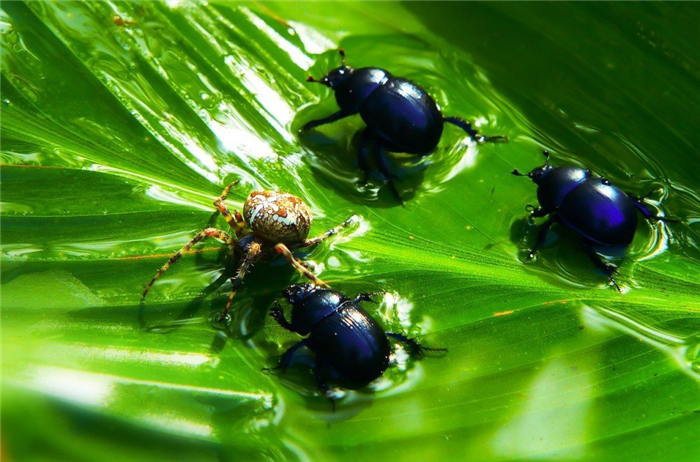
[142,181,357,321]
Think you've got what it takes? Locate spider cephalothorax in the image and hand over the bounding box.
[142,181,356,321]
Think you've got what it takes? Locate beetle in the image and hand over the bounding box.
[302,49,507,201]
[142,182,356,321]
[512,150,675,290]
[268,283,446,407]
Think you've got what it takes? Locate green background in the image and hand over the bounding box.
[2,2,699,460]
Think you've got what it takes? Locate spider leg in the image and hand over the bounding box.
[217,240,262,321]
[143,228,236,298]
[292,215,357,249]
[213,181,247,238]
[275,243,330,288]
[282,256,313,273]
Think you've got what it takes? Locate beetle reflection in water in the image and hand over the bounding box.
[302,49,507,202]
[267,283,446,409]
[513,150,677,290]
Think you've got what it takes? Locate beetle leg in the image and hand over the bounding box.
[292,215,357,249]
[300,110,351,132]
[142,228,236,298]
[357,129,374,184]
[628,193,680,223]
[628,193,656,219]
[264,339,310,372]
[387,332,447,359]
[444,117,508,143]
[270,301,294,332]
[274,243,330,288]
[213,181,247,238]
[528,205,552,219]
[373,139,404,204]
[444,117,478,138]
[373,140,397,181]
[528,215,556,259]
[313,360,336,411]
[352,291,385,304]
[582,241,621,292]
[215,240,262,322]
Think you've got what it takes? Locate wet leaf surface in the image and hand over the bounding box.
[2,2,699,460]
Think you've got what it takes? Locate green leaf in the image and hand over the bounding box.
[2,1,699,460]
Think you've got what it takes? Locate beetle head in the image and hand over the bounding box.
[525,164,555,184]
[306,49,354,89]
[282,283,319,305]
[512,150,554,184]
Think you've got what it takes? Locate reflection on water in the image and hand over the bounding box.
[239,6,314,71]
[3,0,700,458]
[145,184,219,211]
[329,214,370,249]
[582,305,700,380]
[288,20,336,55]
[491,356,592,459]
[15,365,277,439]
[226,54,295,141]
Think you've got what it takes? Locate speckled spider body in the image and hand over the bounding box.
[142,182,356,321]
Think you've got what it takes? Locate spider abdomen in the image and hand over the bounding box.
[243,190,312,243]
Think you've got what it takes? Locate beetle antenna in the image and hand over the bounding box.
[512,169,528,177]
[543,150,551,167]
[307,75,330,87]
[338,48,346,67]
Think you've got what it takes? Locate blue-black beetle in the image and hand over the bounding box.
[302,49,507,201]
[513,150,675,290]
[268,283,445,407]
